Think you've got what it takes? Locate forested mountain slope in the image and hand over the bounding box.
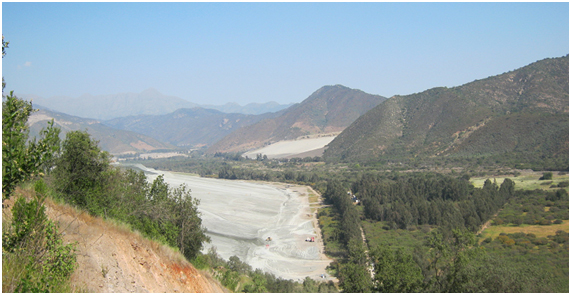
[324,56,569,169]
[208,85,386,153]
[104,107,281,148]
[28,108,174,154]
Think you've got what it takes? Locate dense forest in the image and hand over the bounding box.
[351,173,514,231]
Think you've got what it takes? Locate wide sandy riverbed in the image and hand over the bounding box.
[123,164,333,282]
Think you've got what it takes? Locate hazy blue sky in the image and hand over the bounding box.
[2,2,569,105]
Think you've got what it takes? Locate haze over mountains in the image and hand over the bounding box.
[202,101,295,115]
[28,108,174,154]
[20,88,293,120]
[324,55,569,168]
[104,107,282,148]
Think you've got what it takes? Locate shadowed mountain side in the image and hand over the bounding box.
[28,108,174,154]
[208,85,386,154]
[323,55,569,164]
[104,107,283,148]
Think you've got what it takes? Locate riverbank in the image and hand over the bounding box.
[124,164,334,281]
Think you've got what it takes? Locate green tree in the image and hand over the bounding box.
[302,276,318,293]
[421,228,484,292]
[243,270,268,293]
[2,36,61,200]
[370,246,423,292]
[339,262,372,293]
[540,172,553,180]
[52,130,109,213]
[170,184,210,259]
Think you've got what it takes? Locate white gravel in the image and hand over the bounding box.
[243,136,336,159]
[126,164,333,281]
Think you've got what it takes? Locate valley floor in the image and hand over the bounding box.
[131,164,335,282]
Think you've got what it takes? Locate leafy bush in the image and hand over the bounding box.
[2,181,76,292]
[2,92,60,200]
[540,172,553,180]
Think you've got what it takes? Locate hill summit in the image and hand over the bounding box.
[324,55,569,169]
[208,85,386,154]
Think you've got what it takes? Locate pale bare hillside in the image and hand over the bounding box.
[6,190,227,293]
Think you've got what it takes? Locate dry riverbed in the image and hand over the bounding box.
[127,164,334,282]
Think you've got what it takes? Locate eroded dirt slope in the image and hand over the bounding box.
[27,194,226,293]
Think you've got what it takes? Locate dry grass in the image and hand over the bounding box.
[479,220,569,242]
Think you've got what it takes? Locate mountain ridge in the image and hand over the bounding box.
[208,84,387,154]
[323,55,569,168]
[18,89,293,119]
[103,107,282,148]
[28,107,175,154]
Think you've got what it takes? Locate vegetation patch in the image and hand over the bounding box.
[480,221,569,242]
[471,172,569,191]
[361,219,429,252]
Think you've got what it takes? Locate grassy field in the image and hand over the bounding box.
[471,171,569,191]
[361,219,428,252]
[479,220,569,242]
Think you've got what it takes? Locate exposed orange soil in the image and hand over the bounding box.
[5,188,227,293]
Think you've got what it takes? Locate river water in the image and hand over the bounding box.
[122,164,332,281]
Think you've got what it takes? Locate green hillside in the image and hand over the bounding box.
[324,56,569,169]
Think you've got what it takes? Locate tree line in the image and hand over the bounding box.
[351,173,515,231]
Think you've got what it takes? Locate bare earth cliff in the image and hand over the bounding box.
[22,193,227,293]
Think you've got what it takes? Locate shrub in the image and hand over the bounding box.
[2,185,76,292]
[540,172,553,180]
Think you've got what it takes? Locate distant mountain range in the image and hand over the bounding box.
[323,55,569,168]
[28,108,175,154]
[21,55,569,168]
[19,88,292,120]
[202,101,295,115]
[208,85,387,154]
[103,107,282,148]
